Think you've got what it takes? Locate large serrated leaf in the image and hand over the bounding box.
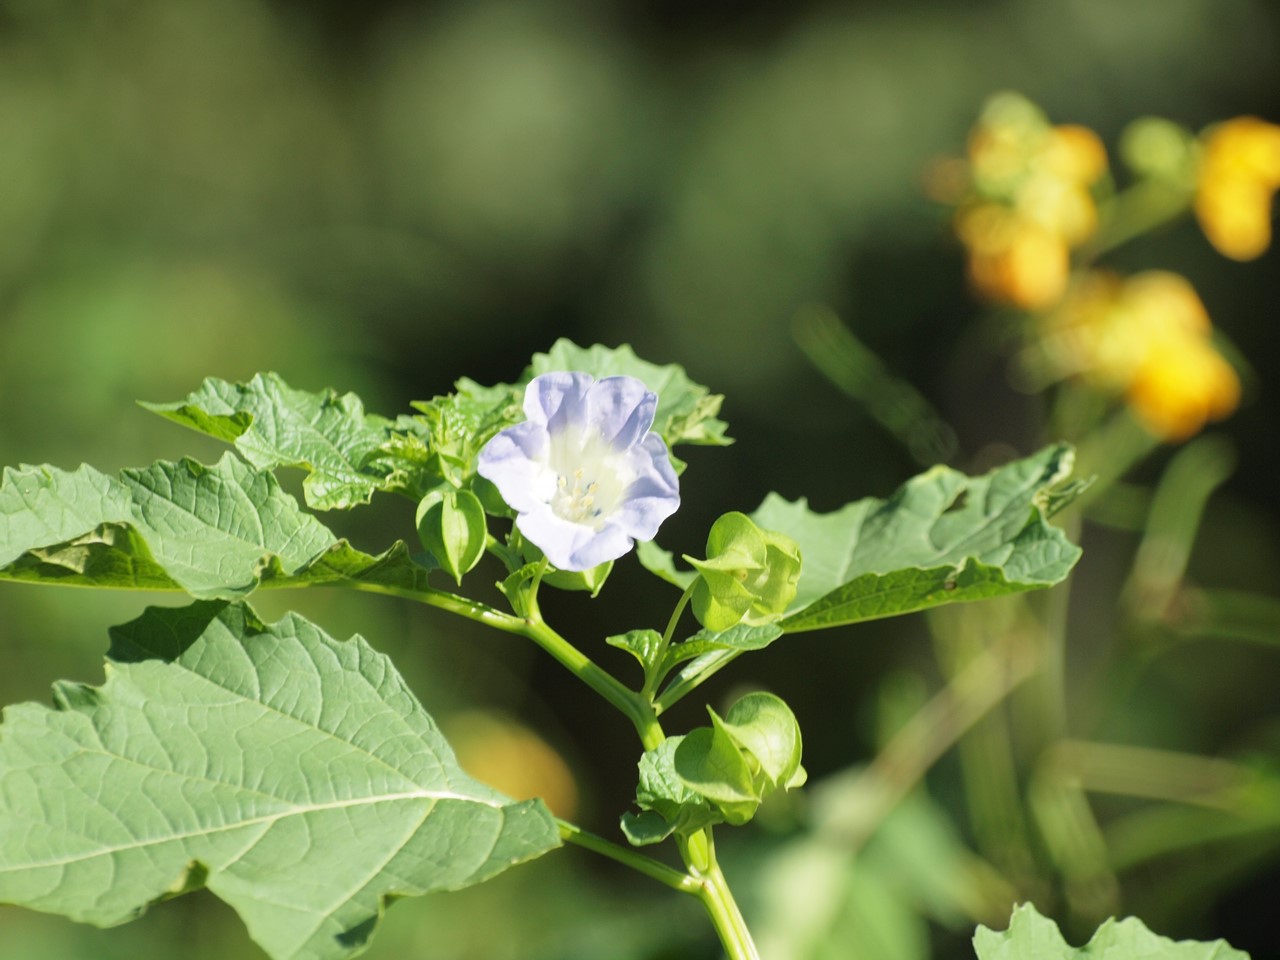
[973,902,1249,959]
[526,339,732,450]
[0,456,433,598]
[0,601,562,960]
[752,445,1082,633]
[143,373,411,510]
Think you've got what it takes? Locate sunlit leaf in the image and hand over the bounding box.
[606,629,665,680]
[636,540,697,590]
[143,373,415,510]
[0,601,561,960]
[973,902,1250,959]
[0,456,433,597]
[752,444,1082,633]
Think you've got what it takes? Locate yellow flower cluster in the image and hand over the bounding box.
[1194,117,1280,261]
[945,93,1107,310]
[1039,271,1239,441]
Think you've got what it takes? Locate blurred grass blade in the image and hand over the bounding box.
[1123,435,1236,620]
[1174,588,1280,647]
[793,305,958,466]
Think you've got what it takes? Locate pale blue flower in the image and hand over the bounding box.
[477,372,680,571]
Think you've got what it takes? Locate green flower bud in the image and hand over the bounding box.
[673,691,806,826]
[686,513,802,631]
[416,487,487,586]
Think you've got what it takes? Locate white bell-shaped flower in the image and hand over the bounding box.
[477,372,680,571]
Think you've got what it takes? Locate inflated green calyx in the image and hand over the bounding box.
[687,512,801,630]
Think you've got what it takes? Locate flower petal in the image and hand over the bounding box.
[517,508,636,571]
[476,421,555,513]
[523,372,593,432]
[613,433,681,540]
[479,370,681,572]
[585,376,658,450]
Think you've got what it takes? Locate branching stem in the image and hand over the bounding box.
[644,580,699,701]
[557,820,698,894]
[345,578,760,958]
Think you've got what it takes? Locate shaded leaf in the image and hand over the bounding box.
[621,738,721,846]
[0,601,561,960]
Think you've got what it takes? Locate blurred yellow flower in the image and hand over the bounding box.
[947,94,1108,308]
[445,710,579,819]
[1194,116,1280,261]
[1127,333,1240,441]
[957,204,1069,310]
[1039,270,1239,441]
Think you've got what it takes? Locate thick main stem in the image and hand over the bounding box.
[697,859,761,960]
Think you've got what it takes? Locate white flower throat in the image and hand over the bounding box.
[546,430,631,528]
[553,469,601,524]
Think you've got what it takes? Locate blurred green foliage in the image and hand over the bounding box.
[2,0,1278,957]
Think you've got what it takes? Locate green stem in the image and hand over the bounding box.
[484,532,519,573]
[1078,180,1192,263]
[643,580,698,701]
[347,580,663,748]
[522,617,665,751]
[345,580,527,633]
[694,840,761,960]
[565,819,759,959]
[661,581,698,649]
[654,648,744,715]
[558,820,699,894]
[348,580,759,957]
[526,557,550,621]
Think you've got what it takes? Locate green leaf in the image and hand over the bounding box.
[636,540,697,590]
[408,380,524,490]
[621,738,722,846]
[143,373,413,510]
[606,629,666,678]
[0,456,434,598]
[662,622,784,672]
[526,339,732,451]
[752,444,1082,633]
[973,903,1250,960]
[0,601,561,960]
[653,623,784,712]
